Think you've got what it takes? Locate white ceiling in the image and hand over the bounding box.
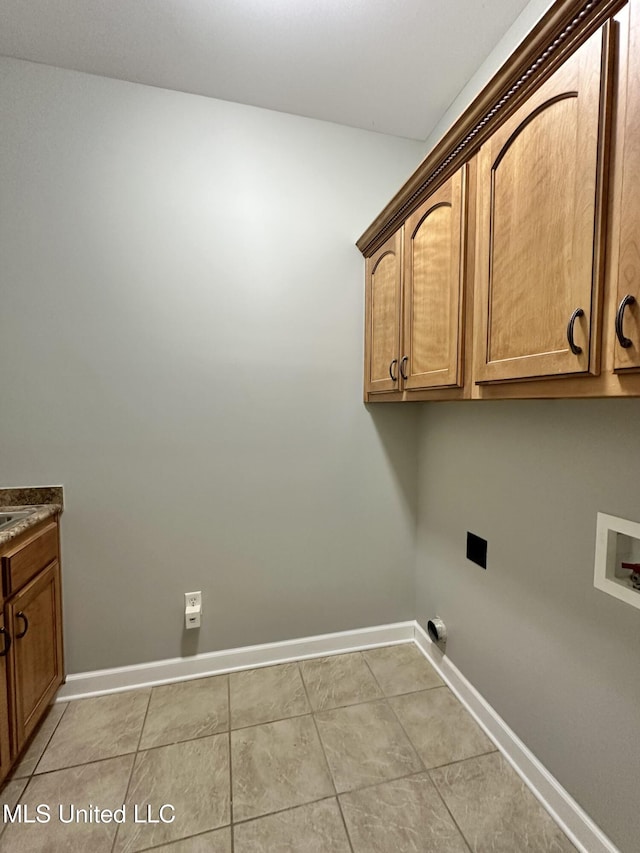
[0,0,534,140]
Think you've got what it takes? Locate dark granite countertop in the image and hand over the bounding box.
[0,486,63,549]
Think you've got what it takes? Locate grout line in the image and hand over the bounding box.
[227,674,234,853]
[297,660,355,853]
[298,660,359,852]
[134,824,231,852]
[296,662,337,797]
[110,690,153,853]
[362,646,474,852]
[28,751,138,780]
[359,649,386,694]
[427,767,474,853]
[382,697,427,774]
[21,700,70,778]
[0,777,29,842]
[233,795,339,828]
[426,747,499,772]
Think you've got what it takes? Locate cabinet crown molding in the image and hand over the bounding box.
[357,0,624,257]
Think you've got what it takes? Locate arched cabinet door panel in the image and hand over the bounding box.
[402,167,466,390]
[365,230,402,394]
[474,24,612,383]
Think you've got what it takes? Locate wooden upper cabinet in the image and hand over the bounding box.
[402,167,466,389]
[474,25,612,383]
[364,229,402,393]
[615,1,640,370]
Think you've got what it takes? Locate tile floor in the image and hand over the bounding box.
[0,643,576,852]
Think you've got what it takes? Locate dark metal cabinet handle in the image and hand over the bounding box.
[16,611,28,639]
[567,308,585,355]
[615,294,636,348]
[0,627,11,657]
[389,359,398,382]
[400,356,408,381]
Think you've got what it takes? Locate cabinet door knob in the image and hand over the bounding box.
[0,627,11,657]
[16,611,28,639]
[615,294,636,348]
[567,308,585,355]
[400,356,408,381]
[389,359,398,382]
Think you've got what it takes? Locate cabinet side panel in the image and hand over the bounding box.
[0,613,12,782]
[615,1,640,369]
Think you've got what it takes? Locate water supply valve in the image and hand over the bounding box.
[621,563,640,590]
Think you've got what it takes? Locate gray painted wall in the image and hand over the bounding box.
[0,57,423,673]
[422,0,555,153]
[415,399,640,852]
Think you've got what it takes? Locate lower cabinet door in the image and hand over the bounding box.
[0,612,13,784]
[7,561,63,753]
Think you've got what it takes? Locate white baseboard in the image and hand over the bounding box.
[57,619,617,853]
[413,623,619,853]
[56,621,416,701]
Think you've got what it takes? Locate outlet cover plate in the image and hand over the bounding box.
[185,591,202,610]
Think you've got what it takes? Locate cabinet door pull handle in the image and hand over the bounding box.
[0,627,11,657]
[615,294,636,348]
[389,359,398,381]
[16,611,29,639]
[567,308,585,355]
[400,356,408,381]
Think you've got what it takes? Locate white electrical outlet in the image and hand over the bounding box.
[184,591,202,629]
[185,591,202,610]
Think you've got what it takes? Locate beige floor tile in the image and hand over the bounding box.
[340,773,469,853]
[36,690,150,774]
[10,702,68,779]
[234,798,351,852]
[430,752,576,852]
[363,644,443,696]
[142,826,231,852]
[231,715,334,822]
[230,663,309,728]
[315,700,422,793]
[299,653,382,711]
[114,735,230,853]
[390,687,495,768]
[0,777,28,820]
[139,676,228,749]
[0,755,134,853]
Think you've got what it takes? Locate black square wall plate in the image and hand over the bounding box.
[467,532,487,569]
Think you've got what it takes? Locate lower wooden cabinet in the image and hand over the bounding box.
[0,517,64,785]
[6,561,63,754]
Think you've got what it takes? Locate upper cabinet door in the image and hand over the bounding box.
[364,229,402,394]
[402,167,466,389]
[475,26,611,383]
[615,2,640,370]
